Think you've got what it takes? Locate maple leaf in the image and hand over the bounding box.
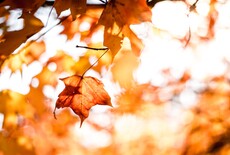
[54,75,112,127]
[98,0,152,57]
[54,0,86,20]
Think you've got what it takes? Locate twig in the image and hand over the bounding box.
[190,0,199,12]
[184,24,191,47]
[76,45,108,51]
[184,0,200,47]
[53,106,57,119]
[76,45,109,76]
[45,4,54,26]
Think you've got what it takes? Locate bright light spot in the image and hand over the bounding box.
[63,35,86,60]
[0,113,4,130]
[152,1,188,38]
[47,62,57,72]
[115,114,145,141]
[0,61,43,94]
[7,9,24,31]
[196,1,210,16]
[89,105,112,128]
[91,30,104,43]
[216,1,230,28]
[0,70,30,94]
[0,17,5,23]
[75,124,111,148]
[89,56,98,66]
[79,21,91,32]
[134,1,230,86]
[31,78,39,88]
[179,89,197,108]
[58,9,71,18]
[130,22,153,40]
[101,70,123,104]
[43,85,55,98]
[23,61,43,82]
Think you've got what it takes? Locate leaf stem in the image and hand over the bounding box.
[53,106,57,119]
[76,45,109,77]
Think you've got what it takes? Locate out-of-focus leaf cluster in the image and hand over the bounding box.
[0,0,230,155]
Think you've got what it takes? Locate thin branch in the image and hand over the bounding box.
[76,45,109,77]
[76,45,108,51]
[45,4,55,26]
[190,0,199,12]
[53,106,57,119]
[42,0,160,7]
[184,24,191,47]
[98,0,108,4]
[184,0,200,47]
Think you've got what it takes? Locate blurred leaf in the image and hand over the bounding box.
[98,0,151,57]
[0,13,44,57]
[54,0,86,20]
[47,51,76,74]
[1,41,45,72]
[0,90,34,130]
[0,133,36,155]
[111,50,139,88]
[0,0,45,13]
[122,25,144,56]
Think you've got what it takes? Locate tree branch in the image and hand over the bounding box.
[42,0,165,7]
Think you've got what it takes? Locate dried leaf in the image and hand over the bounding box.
[55,75,112,126]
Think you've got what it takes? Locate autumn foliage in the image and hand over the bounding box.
[1,0,230,155]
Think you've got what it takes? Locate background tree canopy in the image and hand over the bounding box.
[1,0,230,154]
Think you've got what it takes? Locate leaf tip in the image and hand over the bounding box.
[108,101,113,107]
[53,106,57,119]
[79,116,86,128]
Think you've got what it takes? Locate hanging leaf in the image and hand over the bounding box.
[54,75,112,127]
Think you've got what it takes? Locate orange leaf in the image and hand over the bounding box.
[111,49,139,88]
[115,0,152,25]
[54,75,112,126]
[0,13,43,56]
[122,25,144,56]
[104,27,123,59]
[98,0,151,57]
[54,0,86,20]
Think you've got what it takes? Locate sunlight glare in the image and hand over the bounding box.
[152,1,188,38]
[31,78,39,88]
[74,123,112,148]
